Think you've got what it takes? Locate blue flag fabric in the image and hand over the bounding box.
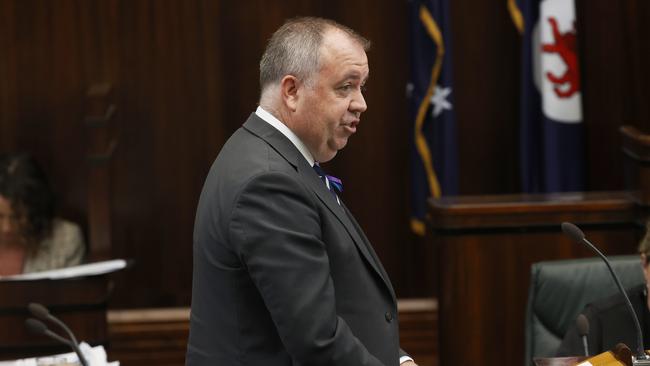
[517,0,585,193]
[408,0,458,236]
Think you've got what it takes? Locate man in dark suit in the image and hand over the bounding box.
[186,17,416,366]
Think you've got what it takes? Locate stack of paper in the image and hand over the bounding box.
[0,342,118,366]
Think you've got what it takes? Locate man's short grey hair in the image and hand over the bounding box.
[259,17,370,92]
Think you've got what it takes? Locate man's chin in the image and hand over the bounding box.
[317,141,348,162]
[334,138,350,150]
[318,151,338,163]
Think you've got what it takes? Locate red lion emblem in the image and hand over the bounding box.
[541,17,580,98]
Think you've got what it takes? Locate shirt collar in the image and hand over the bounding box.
[255,106,315,167]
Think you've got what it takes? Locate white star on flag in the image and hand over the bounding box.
[430,85,453,117]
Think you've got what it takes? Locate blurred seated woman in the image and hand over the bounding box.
[0,153,85,276]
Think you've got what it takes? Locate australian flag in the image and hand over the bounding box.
[517,0,585,193]
[408,0,458,236]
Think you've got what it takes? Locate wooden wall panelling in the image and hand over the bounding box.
[0,1,18,150]
[0,0,647,311]
[450,0,521,194]
[0,0,519,308]
[577,0,650,190]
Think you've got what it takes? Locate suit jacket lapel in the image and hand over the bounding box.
[300,167,395,300]
[341,202,396,301]
[243,113,393,298]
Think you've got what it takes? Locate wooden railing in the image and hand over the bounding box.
[107,298,438,366]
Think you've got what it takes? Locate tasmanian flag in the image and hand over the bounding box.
[408,0,458,236]
[517,0,585,193]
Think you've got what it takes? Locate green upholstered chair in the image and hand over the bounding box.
[524,255,644,365]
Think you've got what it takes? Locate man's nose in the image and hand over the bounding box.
[351,89,367,114]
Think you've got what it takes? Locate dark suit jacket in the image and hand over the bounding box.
[186,113,404,366]
[556,284,650,357]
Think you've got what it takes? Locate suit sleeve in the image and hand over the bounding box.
[229,171,387,366]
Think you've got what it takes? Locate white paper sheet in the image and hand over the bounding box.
[0,260,127,281]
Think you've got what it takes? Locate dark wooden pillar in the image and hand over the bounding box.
[621,125,650,210]
[85,84,117,261]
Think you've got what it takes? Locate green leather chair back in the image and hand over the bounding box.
[524,255,644,365]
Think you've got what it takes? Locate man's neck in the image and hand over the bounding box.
[255,106,315,166]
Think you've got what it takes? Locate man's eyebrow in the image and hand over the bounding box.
[342,72,361,80]
[341,71,369,82]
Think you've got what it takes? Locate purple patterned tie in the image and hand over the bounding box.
[312,163,343,198]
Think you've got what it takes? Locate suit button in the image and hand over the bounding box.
[385,312,393,322]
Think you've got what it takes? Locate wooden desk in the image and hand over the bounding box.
[0,276,110,360]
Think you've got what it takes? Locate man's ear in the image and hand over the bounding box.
[280,75,300,112]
